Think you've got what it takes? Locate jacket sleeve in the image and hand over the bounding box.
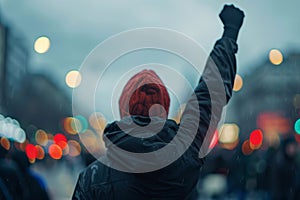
[178,37,237,161]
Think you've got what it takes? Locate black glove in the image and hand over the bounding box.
[219,4,245,41]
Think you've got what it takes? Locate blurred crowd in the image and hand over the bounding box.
[1,135,300,199]
[197,137,300,199]
[0,145,49,200]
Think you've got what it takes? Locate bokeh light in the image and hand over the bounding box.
[201,174,227,195]
[0,116,26,143]
[89,112,107,131]
[285,142,297,158]
[219,123,239,144]
[220,139,239,150]
[47,134,54,141]
[257,112,291,135]
[29,158,36,164]
[294,119,300,134]
[58,140,68,150]
[242,140,253,156]
[25,144,38,159]
[264,132,280,148]
[249,129,263,149]
[34,36,50,54]
[18,139,29,152]
[63,117,78,135]
[233,74,243,92]
[209,130,219,149]
[294,133,300,143]
[63,116,88,134]
[68,140,81,157]
[75,115,88,133]
[35,129,48,146]
[14,128,26,143]
[65,70,82,88]
[218,124,239,150]
[269,49,283,65]
[62,143,70,155]
[80,129,103,155]
[80,130,95,149]
[48,144,63,160]
[0,137,10,150]
[53,133,67,149]
[35,145,45,160]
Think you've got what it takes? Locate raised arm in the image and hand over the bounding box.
[179,5,245,159]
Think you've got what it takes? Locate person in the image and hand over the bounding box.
[0,145,25,200]
[10,150,50,200]
[73,4,244,199]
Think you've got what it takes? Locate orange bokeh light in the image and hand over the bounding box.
[35,145,45,160]
[269,49,283,65]
[62,143,70,155]
[49,144,63,160]
[242,140,253,155]
[89,112,107,131]
[35,129,48,146]
[63,117,78,135]
[68,140,81,157]
[233,74,243,92]
[1,137,10,150]
[19,139,29,152]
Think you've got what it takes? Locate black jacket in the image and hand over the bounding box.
[72,37,237,200]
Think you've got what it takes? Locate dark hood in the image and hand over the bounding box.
[101,116,179,173]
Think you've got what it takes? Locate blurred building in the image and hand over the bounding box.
[0,22,7,112]
[229,51,300,143]
[0,19,71,135]
[5,28,29,105]
[0,19,28,114]
[8,73,72,133]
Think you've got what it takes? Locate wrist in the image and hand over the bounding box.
[222,26,240,41]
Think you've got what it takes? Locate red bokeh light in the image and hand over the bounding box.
[53,133,67,149]
[209,130,219,149]
[294,133,300,143]
[57,140,68,150]
[25,144,38,159]
[257,112,291,135]
[250,129,263,146]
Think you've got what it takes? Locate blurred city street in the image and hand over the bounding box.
[0,0,300,199]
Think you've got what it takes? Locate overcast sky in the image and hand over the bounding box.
[1,0,299,120]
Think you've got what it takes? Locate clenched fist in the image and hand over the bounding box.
[219,4,245,41]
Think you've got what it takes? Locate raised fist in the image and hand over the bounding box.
[219,4,244,31]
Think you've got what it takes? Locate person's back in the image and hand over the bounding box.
[73,4,244,199]
[74,117,201,199]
